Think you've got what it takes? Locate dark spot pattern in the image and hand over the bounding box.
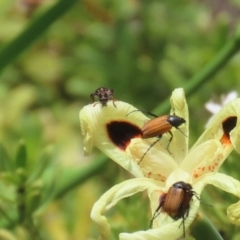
[106,121,142,150]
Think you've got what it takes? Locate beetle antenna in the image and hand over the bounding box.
[201,201,213,207]
[126,110,158,118]
[171,108,176,116]
[126,109,139,117]
[192,191,213,207]
[170,109,187,137]
[176,127,188,137]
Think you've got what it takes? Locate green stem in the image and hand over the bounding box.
[17,185,26,224]
[154,27,240,115]
[191,212,224,240]
[53,155,108,199]
[0,0,79,73]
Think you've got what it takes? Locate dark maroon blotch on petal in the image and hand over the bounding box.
[222,116,237,138]
[106,121,142,150]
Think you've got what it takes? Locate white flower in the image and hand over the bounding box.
[80,88,240,240]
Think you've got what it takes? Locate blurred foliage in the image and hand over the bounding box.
[0,0,240,239]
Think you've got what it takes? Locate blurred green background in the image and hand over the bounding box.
[0,0,240,239]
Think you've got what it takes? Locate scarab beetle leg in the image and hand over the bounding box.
[149,199,164,228]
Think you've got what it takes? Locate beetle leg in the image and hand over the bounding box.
[107,93,117,108]
[93,101,99,107]
[176,126,188,137]
[90,93,96,103]
[90,93,98,107]
[149,195,166,227]
[112,100,117,108]
[138,136,162,164]
[178,213,187,237]
[166,131,173,153]
[149,209,161,228]
[182,217,186,237]
[149,199,164,228]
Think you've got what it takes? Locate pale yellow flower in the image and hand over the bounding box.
[80,88,240,240]
[205,91,238,127]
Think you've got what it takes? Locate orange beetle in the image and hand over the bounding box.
[135,111,186,164]
[150,181,199,237]
[142,114,186,139]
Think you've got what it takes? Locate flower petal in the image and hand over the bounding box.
[127,138,178,181]
[79,101,149,177]
[91,177,200,240]
[90,178,163,240]
[165,169,192,188]
[222,91,238,105]
[196,173,240,225]
[193,99,240,153]
[181,139,229,179]
[169,88,189,164]
[120,197,200,240]
[227,201,240,225]
[198,172,240,198]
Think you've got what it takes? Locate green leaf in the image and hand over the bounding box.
[16,168,27,185]
[0,178,15,203]
[15,139,27,169]
[26,181,42,216]
[27,147,53,184]
[0,143,13,172]
[26,190,42,217]
[0,0,79,73]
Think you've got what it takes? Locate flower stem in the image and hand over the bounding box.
[0,0,79,73]
[53,155,108,199]
[191,212,224,240]
[154,27,240,115]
